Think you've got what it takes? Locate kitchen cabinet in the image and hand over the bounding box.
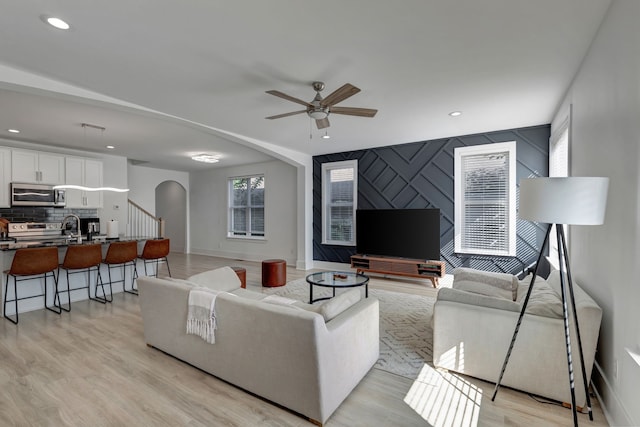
[0,147,10,207]
[65,156,103,208]
[11,149,65,184]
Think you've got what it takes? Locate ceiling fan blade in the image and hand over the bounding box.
[265,90,312,107]
[265,110,306,120]
[320,83,360,107]
[330,107,378,117]
[316,118,330,129]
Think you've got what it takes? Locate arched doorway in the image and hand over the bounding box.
[156,180,187,253]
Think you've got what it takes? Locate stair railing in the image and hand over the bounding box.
[128,199,165,238]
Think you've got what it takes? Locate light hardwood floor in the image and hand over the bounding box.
[0,253,609,427]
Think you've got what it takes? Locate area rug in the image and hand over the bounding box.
[263,278,435,380]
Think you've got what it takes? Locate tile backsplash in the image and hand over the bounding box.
[0,207,98,223]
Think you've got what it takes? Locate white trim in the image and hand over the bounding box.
[592,360,634,427]
[227,173,265,239]
[454,141,517,256]
[321,159,358,246]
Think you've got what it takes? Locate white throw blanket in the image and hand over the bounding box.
[186,287,220,344]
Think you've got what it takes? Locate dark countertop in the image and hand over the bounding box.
[0,236,156,251]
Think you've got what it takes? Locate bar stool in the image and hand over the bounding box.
[59,244,111,310]
[3,247,61,324]
[103,241,139,295]
[138,238,171,277]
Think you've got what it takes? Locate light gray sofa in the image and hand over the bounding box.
[137,267,379,426]
[433,268,602,408]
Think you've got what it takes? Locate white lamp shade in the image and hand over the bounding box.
[519,177,609,225]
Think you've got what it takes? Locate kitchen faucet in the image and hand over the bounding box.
[61,214,81,239]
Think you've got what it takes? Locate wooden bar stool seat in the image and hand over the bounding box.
[138,238,171,278]
[103,241,139,295]
[261,259,286,287]
[3,247,61,324]
[59,244,110,310]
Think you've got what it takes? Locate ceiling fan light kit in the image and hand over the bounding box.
[266,81,377,130]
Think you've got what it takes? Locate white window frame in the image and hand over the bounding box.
[321,160,358,246]
[549,107,571,267]
[227,174,265,239]
[454,141,517,257]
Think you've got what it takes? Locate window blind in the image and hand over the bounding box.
[461,152,510,254]
[228,175,264,238]
[322,161,357,245]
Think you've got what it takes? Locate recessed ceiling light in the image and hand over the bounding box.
[106,145,115,149]
[449,111,462,117]
[191,153,220,163]
[7,129,20,133]
[41,15,71,30]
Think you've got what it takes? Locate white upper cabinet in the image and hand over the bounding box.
[11,149,65,184]
[0,147,11,207]
[65,156,103,208]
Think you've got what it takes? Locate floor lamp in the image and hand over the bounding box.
[491,177,609,427]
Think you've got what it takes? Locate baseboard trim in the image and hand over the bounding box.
[189,248,296,266]
[592,360,633,426]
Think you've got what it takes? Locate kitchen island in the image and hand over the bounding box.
[1,236,159,317]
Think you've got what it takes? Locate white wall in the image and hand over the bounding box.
[98,154,129,233]
[127,164,189,214]
[556,1,640,424]
[190,160,297,265]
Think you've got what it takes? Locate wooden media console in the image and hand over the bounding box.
[350,254,445,287]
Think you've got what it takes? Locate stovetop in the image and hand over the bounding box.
[7,222,64,239]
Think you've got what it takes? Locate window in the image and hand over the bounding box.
[454,141,516,257]
[322,160,357,246]
[549,114,570,267]
[550,124,569,178]
[228,175,265,238]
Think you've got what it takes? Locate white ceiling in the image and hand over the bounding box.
[0,0,612,172]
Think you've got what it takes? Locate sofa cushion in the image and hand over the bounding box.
[186,266,241,292]
[523,279,564,318]
[437,287,521,312]
[316,289,362,322]
[262,289,362,322]
[453,267,518,301]
[517,274,549,302]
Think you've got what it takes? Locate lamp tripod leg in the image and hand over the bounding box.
[559,226,594,421]
[556,226,579,426]
[492,223,552,402]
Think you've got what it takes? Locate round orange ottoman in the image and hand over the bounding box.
[262,259,286,287]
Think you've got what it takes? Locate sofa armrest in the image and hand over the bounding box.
[437,287,520,312]
[316,297,379,420]
[186,266,241,291]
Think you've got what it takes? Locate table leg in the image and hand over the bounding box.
[309,282,313,304]
[365,283,368,298]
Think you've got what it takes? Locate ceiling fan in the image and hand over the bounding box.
[265,81,377,129]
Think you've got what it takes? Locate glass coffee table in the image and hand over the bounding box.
[305,271,369,304]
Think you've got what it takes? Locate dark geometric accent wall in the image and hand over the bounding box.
[313,124,550,276]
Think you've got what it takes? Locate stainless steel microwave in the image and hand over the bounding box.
[11,182,66,207]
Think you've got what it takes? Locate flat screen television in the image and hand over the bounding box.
[356,208,440,260]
